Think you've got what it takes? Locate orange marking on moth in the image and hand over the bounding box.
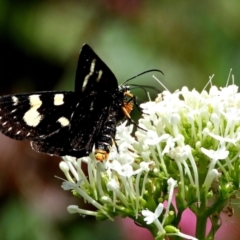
[95,149,109,161]
[122,91,134,118]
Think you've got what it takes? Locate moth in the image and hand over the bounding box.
[0,44,135,161]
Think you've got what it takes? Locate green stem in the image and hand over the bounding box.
[132,216,158,237]
[195,214,208,239]
[195,202,208,239]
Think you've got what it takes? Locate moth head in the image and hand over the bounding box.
[118,85,130,93]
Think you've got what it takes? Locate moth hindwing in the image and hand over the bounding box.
[0,44,134,161]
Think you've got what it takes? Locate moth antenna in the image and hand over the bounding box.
[121,69,164,85]
[128,84,160,93]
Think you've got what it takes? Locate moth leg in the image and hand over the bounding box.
[111,137,119,153]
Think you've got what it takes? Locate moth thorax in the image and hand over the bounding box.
[95,149,109,161]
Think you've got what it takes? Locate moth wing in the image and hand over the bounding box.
[0,91,76,141]
[0,44,121,158]
[75,44,119,95]
[31,97,111,157]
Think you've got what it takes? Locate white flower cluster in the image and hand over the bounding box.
[59,121,145,220]
[59,84,240,240]
[135,84,240,203]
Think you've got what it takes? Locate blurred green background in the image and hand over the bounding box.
[1,1,240,240]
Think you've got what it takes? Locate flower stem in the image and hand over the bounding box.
[195,203,208,239]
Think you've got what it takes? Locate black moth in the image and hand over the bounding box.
[0,44,134,161]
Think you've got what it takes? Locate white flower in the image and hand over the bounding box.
[144,130,170,145]
[142,203,164,224]
[201,146,229,174]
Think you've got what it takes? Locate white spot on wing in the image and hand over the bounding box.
[12,96,19,106]
[54,94,64,106]
[23,95,42,127]
[57,117,70,127]
[16,130,21,135]
[11,109,17,113]
[8,127,12,131]
[3,121,7,126]
[96,70,103,82]
[90,101,94,110]
[82,59,96,92]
